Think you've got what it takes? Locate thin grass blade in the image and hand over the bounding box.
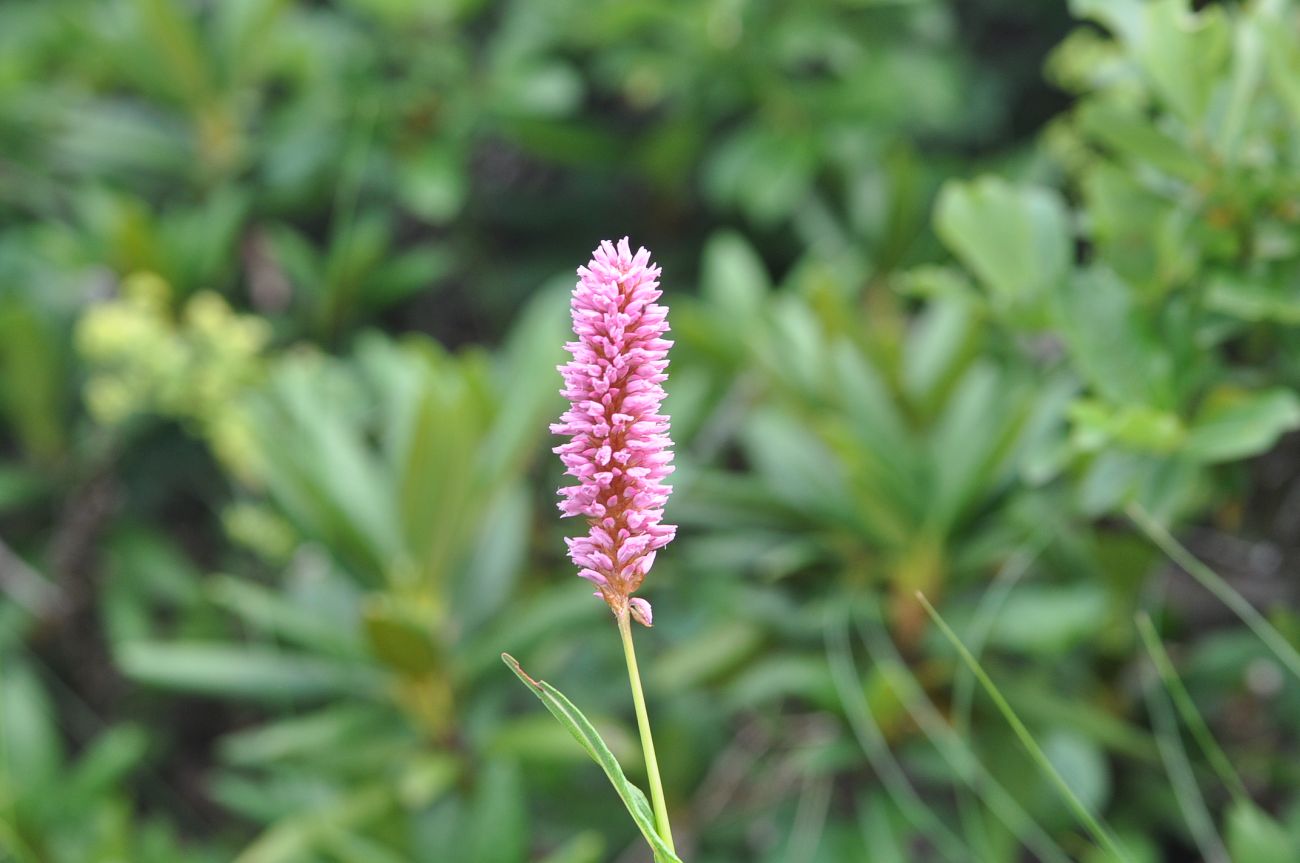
[916,592,1133,863]
[1128,503,1300,683]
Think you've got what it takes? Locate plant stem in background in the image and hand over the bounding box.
[1136,612,1250,805]
[917,592,1134,863]
[618,608,675,854]
[1128,503,1300,683]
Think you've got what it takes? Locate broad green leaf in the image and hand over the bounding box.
[1132,0,1229,124]
[1069,400,1185,455]
[934,177,1070,317]
[219,705,395,766]
[65,724,149,806]
[397,145,466,223]
[207,574,365,658]
[1264,16,1300,126]
[397,754,459,810]
[537,832,605,863]
[1206,275,1300,325]
[1216,12,1264,160]
[319,830,410,863]
[234,785,395,863]
[701,230,770,325]
[726,654,839,710]
[501,654,682,863]
[1080,161,1195,291]
[0,302,66,461]
[118,642,383,700]
[478,282,569,491]
[1226,801,1296,863]
[1077,0,1229,124]
[1185,388,1300,463]
[986,584,1110,653]
[1041,730,1111,815]
[927,362,1027,534]
[0,661,63,793]
[706,126,815,226]
[362,596,443,675]
[213,0,287,88]
[742,408,855,527]
[454,484,531,631]
[648,620,763,691]
[247,355,404,583]
[133,0,213,109]
[1055,268,1171,408]
[1075,101,1205,182]
[468,759,527,863]
[901,296,976,404]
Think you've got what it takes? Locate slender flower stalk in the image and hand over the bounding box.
[618,608,674,852]
[552,238,677,851]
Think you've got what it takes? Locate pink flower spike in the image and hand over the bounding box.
[553,238,675,626]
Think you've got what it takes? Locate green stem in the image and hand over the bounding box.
[916,592,1133,863]
[1136,612,1250,805]
[617,609,675,855]
[1127,503,1300,683]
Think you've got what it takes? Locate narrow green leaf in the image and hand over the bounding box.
[501,654,683,863]
[823,610,968,859]
[118,642,383,701]
[1128,504,1300,683]
[853,616,1072,863]
[1135,613,1249,804]
[1136,616,1231,863]
[916,593,1134,863]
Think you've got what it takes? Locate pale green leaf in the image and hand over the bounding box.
[501,654,682,863]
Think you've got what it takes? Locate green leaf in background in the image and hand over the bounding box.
[1069,400,1185,455]
[0,301,67,461]
[1079,160,1197,291]
[985,584,1110,654]
[233,785,396,863]
[0,661,63,793]
[1082,0,1229,124]
[118,642,384,700]
[397,144,467,224]
[362,596,443,675]
[1205,274,1300,325]
[64,724,150,808]
[501,654,683,863]
[468,759,527,863]
[1184,388,1300,464]
[1225,800,1297,863]
[537,832,605,863]
[1055,267,1172,408]
[1041,730,1111,816]
[900,295,977,404]
[700,230,770,327]
[218,704,395,767]
[934,176,1070,317]
[1074,101,1205,182]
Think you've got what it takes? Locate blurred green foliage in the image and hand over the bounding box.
[3,0,1300,861]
